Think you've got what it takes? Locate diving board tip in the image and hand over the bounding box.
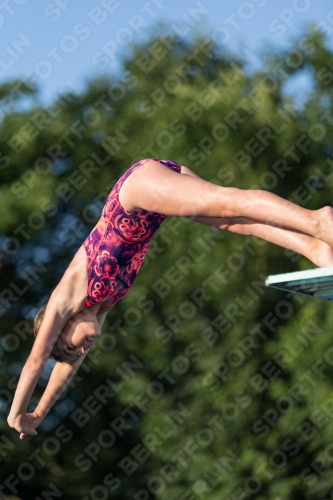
[265,266,333,301]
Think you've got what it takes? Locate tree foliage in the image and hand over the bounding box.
[1,27,333,500]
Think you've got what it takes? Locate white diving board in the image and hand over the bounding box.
[265,266,333,301]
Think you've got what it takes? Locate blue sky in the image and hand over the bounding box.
[0,0,332,105]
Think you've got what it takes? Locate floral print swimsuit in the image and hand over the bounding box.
[82,158,182,310]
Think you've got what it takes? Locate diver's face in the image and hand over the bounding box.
[53,313,101,362]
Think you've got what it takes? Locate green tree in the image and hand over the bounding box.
[1,26,333,500]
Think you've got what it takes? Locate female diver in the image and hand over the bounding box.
[7,158,333,439]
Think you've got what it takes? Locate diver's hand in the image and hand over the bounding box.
[7,411,43,439]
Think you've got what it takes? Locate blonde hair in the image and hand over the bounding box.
[33,302,64,362]
[34,303,47,337]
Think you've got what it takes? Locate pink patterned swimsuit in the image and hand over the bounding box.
[82,158,182,309]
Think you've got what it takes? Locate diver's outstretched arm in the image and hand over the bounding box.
[10,353,87,439]
[7,287,76,434]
